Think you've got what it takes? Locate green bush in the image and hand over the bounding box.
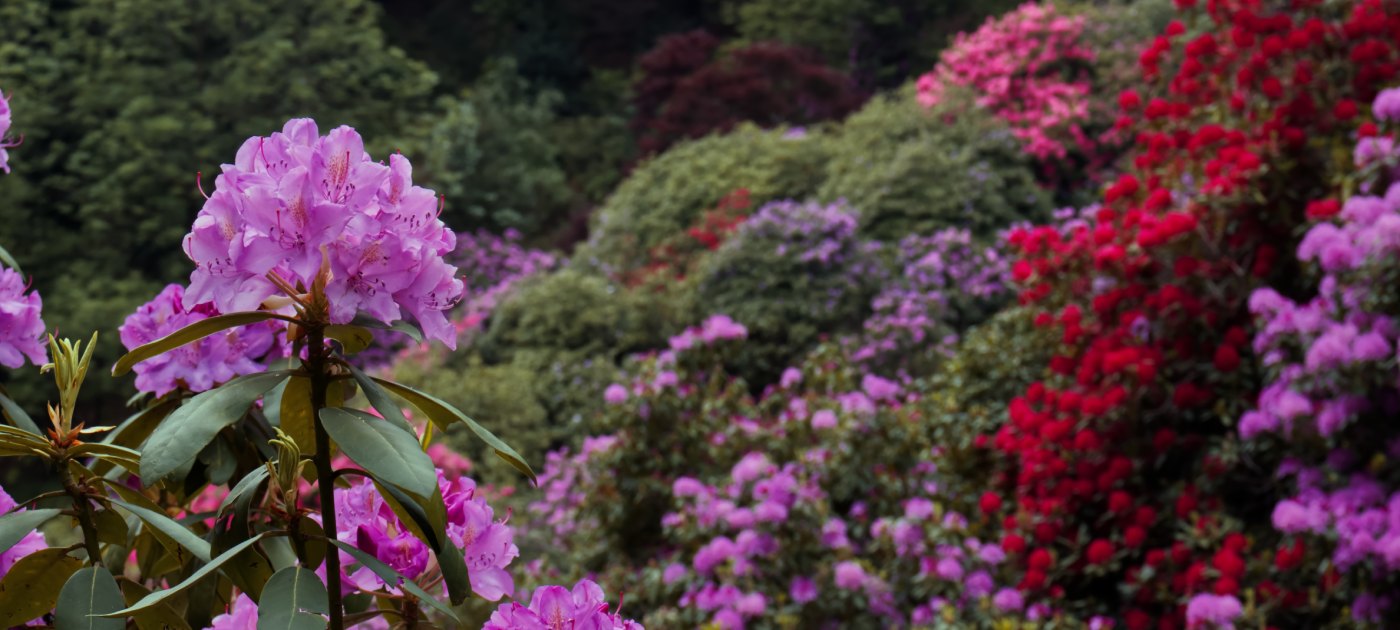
[578,124,831,274]
[692,200,882,387]
[406,59,573,234]
[476,268,663,363]
[818,89,1050,239]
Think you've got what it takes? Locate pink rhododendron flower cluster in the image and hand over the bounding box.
[0,267,45,369]
[485,578,643,629]
[916,3,1095,162]
[333,470,518,601]
[0,89,17,173]
[119,284,283,396]
[183,119,463,346]
[0,485,46,579]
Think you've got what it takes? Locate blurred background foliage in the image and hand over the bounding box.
[0,0,1151,427]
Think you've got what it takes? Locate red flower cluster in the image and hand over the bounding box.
[985,0,1400,625]
[625,188,753,287]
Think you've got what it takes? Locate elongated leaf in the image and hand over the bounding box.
[325,325,372,355]
[0,389,40,435]
[348,314,423,344]
[0,547,83,625]
[437,539,471,606]
[93,508,129,547]
[71,443,142,475]
[0,509,57,555]
[326,540,460,624]
[0,424,51,450]
[373,378,536,483]
[218,467,270,518]
[141,371,291,485]
[279,376,316,454]
[0,243,20,274]
[318,408,437,499]
[373,480,444,552]
[257,567,328,630]
[113,312,297,376]
[198,437,237,485]
[102,480,199,568]
[118,579,192,630]
[103,533,266,618]
[107,498,212,562]
[55,566,125,630]
[346,364,413,435]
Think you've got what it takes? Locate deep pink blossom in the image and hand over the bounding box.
[484,579,643,630]
[0,89,17,173]
[0,267,45,369]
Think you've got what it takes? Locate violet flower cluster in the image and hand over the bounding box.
[333,470,518,601]
[0,89,17,173]
[484,579,644,629]
[183,119,463,346]
[0,267,45,369]
[1241,125,1400,623]
[848,228,1009,369]
[119,284,283,396]
[0,485,46,579]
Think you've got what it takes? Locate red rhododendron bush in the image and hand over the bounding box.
[988,0,1400,627]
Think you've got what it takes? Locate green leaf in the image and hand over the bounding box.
[198,437,237,485]
[102,480,200,568]
[103,533,267,618]
[113,312,297,376]
[55,566,125,630]
[106,498,212,562]
[0,388,40,435]
[279,376,317,454]
[0,547,83,626]
[373,480,445,552]
[346,364,413,436]
[325,325,373,355]
[140,371,291,486]
[218,467,270,518]
[318,407,437,500]
[325,540,461,624]
[348,314,423,344]
[0,243,21,274]
[257,567,329,630]
[372,378,536,483]
[437,539,471,606]
[0,509,57,556]
[70,443,142,476]
[118,579,192,630]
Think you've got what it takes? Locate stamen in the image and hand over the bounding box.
[195,171,209,199]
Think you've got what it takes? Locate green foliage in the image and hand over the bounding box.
[0,0,436,416]
[407,59,574,233]
[818,89,1050,239]
[477,268,661,362]
[579,125,831,274]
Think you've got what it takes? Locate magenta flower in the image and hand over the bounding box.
[208,594,259,630]
[833,561,867,590]
[484,579,643,630]
[183,119,464,346]
[0,486,46,580]
[0,89,18,173]
[789,576,817,603]
[1373,87,1400,123]
[119,284,281,396]
[0,267,45,369]
[603,384,629,405]
[992,588,1024,612]
[1185,594,1242,629]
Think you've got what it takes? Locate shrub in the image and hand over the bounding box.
[630,31,865,156]
[580,125,831,275]
[818,90,1050,239]
[692,200,883,387]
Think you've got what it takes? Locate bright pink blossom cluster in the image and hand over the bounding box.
[119,284,283,396]
[0,267,45,369]
[183,119,463,346]
[0,89,18,173]
[485,579,644,629]
[916,3,1096,162]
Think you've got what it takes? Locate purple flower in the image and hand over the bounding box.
[0,90,18,173]
[861,374,901,401]
[673,477,707,498]
[833,561,867,590]
[663,562,688,585]
[810,409,838,430]
[934,557,964,581]
[966,570,995,598]
[603,384,629,405]
[700,314,748,342]
[1271,498,1327,533]
[208,593,259,630]
[790,576,818,603]
[654,371,679,389]
[485,579,643,630]
[0,486,45,580]
[1185,594,1242,629]
[119,284,281,396]
[1373,87,1400,123]
[0,267,45,369]
[730,453,770,485]
[183,119,464,346]
[694,537,737,574]
[992,588,1024,612]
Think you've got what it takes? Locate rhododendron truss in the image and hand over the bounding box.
[0,88,18,174]
[986,0,1400,626]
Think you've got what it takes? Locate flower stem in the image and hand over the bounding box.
[56,458,102,566]
[307,325,344,630]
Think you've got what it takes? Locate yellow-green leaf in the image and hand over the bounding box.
[0,547,83,626]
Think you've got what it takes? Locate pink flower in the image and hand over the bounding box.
[208,594,259,630]
[0,267,45,369]
[833,561,867,590]
[700,314,748,342]
[0,89,18,173]
[992,588,1024,612]
[119,284,281,396]
[810,409,838,430]
[183,119,463,346]
[603,384,629,405]
[485,579,643,630]
[1186,594,1242,629]
[790,576,818,603]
